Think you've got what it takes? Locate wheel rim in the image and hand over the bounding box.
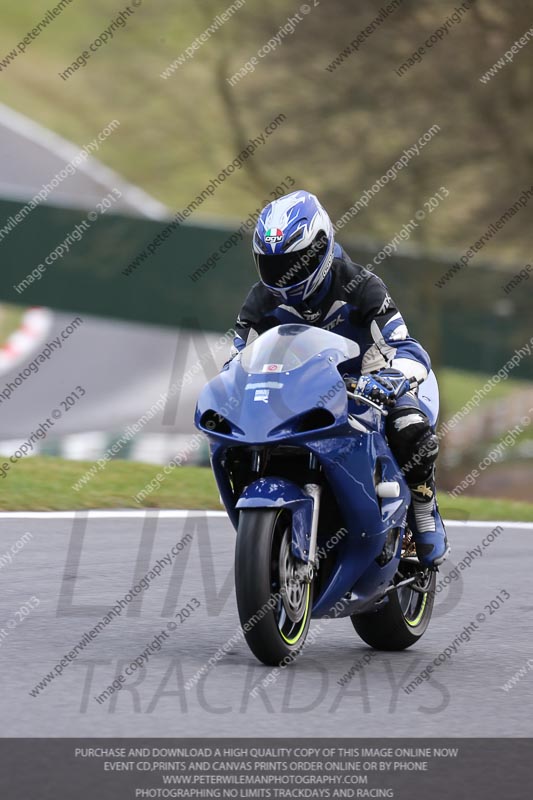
[397,566,433,627]
[398,587,428,627]
[398,532,432,628]
[272,522,311,645]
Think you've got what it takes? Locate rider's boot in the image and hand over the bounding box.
[407,470,450,568]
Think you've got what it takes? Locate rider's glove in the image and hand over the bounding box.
[347,369,412,408]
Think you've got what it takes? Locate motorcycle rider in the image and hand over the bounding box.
[228,190,449,568]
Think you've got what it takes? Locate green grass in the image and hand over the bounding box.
[439,496,533,523]
[438,368,533,448]
[1,456,532,520]
[0,457,219,511]
[438,367,524,418]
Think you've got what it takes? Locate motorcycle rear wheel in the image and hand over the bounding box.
[350,564,436,650]
[235,509,313,666]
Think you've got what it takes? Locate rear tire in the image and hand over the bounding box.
[351,568,436,650]
[235,509,313,666]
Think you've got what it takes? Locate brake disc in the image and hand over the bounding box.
[279,529,308,623]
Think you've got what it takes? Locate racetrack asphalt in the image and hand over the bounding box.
[1,513,531,737]
[0,311,224,440]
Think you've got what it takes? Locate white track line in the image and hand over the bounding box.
[0,510,227,519]
[0,101,168,220]
[0,511,531,528]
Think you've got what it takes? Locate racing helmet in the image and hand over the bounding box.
[252,190,335,303]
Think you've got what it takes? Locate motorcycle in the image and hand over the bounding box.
[195,323,439,666]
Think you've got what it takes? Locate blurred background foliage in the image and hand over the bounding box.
[0,0,532,261]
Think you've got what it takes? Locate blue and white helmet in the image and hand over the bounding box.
[253,190,335,303]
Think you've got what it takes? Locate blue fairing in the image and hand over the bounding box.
[195,325,428,619]
[236,478,314,561]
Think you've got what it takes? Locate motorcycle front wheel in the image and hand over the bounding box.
[235,508,313,666]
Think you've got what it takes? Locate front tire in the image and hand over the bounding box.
[235,509,313,666]
[351,567,436,650]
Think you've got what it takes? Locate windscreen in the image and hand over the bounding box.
[240,324,360,374]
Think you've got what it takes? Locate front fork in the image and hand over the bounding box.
[299,453,322,585]
[304,451,323,567]
[303,483,321,566]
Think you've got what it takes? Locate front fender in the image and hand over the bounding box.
[236,478,314,562]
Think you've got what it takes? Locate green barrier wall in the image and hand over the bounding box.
[0,199,530,378]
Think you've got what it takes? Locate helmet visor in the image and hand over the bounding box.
[255,230,329,292]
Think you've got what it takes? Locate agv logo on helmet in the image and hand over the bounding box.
[264,228,284,244]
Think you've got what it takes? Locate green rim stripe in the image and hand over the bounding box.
[280,584,311,644]
[405,592,427,627]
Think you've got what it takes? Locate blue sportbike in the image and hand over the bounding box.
[195,324,439,666]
